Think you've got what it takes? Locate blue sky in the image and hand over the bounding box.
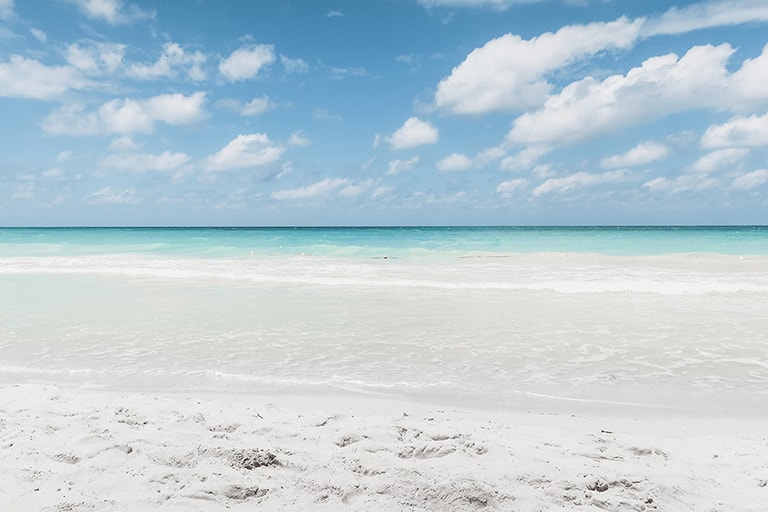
[1,0,768,226]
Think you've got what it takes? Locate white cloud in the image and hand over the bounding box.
[271,178,354,200]
[532,170,626,197]
[498,146,548,171]
[326,10,343,17]
[126,42,206,81]
[0,55,88,99]
[642,175,718,193]
[89,186,139,204]
[643,0,768,36]
[434,17,642,115]
[313,108,343,122]
[688,148,749,174]
[702,112,768,148]
[496,178,529,198]
[205,133,285,171]
[109,135,139,151]
[42,92,207,135]
[732,169,768,190]
[68,0,154,24]
[382,117,438,150]
[30,28,47,43]
[386,156,420,175]
[418,0,542,8]
[436,153,473,172]
[281,55,309,73]
[0,0,13,20]
[66,41,125,74]
[242,95,273,116]
[101,151,191,172]
[288,131,311,147]
[219,44,275,82]
[507,43,768,147]
[601,141,669,168]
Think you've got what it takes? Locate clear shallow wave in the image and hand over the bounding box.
[2,227,768,415]
[1,252,767,295]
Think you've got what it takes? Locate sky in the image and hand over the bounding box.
[1,0,768,226]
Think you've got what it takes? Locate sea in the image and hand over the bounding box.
[1,226,767,416]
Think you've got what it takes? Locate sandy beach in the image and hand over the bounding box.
[2,383,767,511]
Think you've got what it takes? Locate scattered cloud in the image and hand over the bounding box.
[42,92,207,135]
[496,178,529,197]
[436,153,473,172]
[281,55,309,74]
[288,131,311,146]
[271,178,369,200]
[418,0,543,9]
[688,148,749,174]
[127,42,206,81]
[89,186,139,204]
[643,0,768,36]
[532,170,626,197]
[702,112,768,148]
[326,10,343,17]
[30,28,47,43]
[312,108,343,122]
[0,0,13,20]
[380,117,438,150]
[0,55,89,99]
[101,151,191,172]
[242,95,273,116]
[219,44,275,82]
[601,141,669,168]
[732,169,768,190]
[434,17,642,115]
[386,157,420,175]
[66,41,126,75]
[506,43,768,148]
[205,133,285,171]
[67,0,155,25]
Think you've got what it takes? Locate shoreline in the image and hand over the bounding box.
[2,383,767,511]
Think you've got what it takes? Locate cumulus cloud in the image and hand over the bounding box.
[219,45,275,82]
[507,43,768,147]
[434,17,642,115]
[643,175,718,193]
[127,42,206,81]
[281,55,309,73]
[271,178,371,200]
[30,28,47,43]
[89,186,139,204]
[418,0,542,8]
[435,153,473,172]
[205,133,285,171]
[386,156,420,175]
[496,178,529,198]
[688,148,749,174]
[380,117,438,150]
[732,169,768,190]
[601,141,669,168]
[101,151,191,172]
[42,92,207,135]
[0,0,13,20]
[67,0,154,24]
[532,170,626,197]
[288,131,311,147]
[66,41,126,74]
[643,0,768,36]
[702,112,768,148]
[0,55,89,99]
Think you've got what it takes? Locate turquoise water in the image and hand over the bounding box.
[2,226,768,415]
[1,226,768,258]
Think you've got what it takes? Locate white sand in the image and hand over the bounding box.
[1,383,767,511]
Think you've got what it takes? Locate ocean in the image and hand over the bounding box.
[1,226,767,415]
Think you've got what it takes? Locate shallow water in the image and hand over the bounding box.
[1,227,767,415]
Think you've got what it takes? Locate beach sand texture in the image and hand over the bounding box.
[2,384,767,511]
